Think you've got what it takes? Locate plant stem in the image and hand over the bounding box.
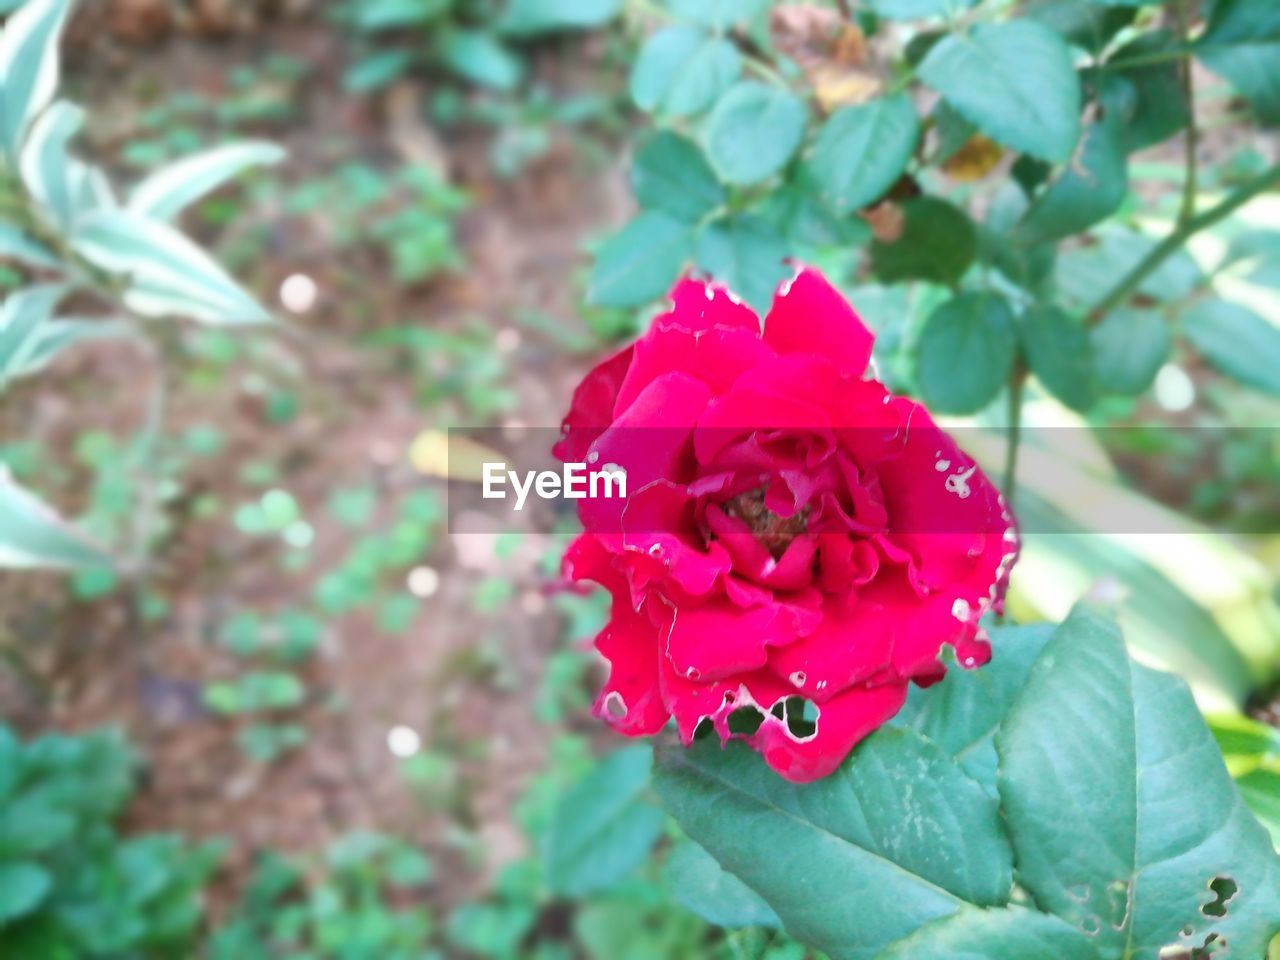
[1003,365,1025,508]
[1175,0,1198,226]
[1087,162,1280,324]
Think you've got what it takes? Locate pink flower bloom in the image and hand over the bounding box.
[556,268,1018,782]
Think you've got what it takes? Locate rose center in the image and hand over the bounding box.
[723,488,809,559]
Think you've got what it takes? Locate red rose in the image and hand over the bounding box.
[556,268,1018,782]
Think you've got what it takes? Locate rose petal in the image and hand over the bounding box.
[763,267,874,377]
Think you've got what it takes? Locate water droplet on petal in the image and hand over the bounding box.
[789,670,807,688]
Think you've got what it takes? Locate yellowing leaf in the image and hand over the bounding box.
[408,430,502,482]
[942,134,1003,182]
[813,65,881,111]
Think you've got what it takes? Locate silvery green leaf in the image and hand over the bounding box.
[18,98,82,227]
[0,0,74,158]
[6,315,131,380]
[71,209,271,324]
[127,141,284,221]
[0,281,64,383]
[0,220,57,268]
[0,471,112,570]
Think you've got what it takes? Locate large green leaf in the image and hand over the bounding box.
[71,209,271,324]
[498,0,621,36]
[997,607,1280,960]
[873,906,1101,960]
[693,213,789,314]
[654,728,1013,960]
[663,0,768,29]
[1018,305,1096,411]
[1196,0,1280,124]
[543,745,665,897]
[898,624,1056,792]
[588,211,693,307]
[127,142,284,221]
[0,472,112,570]
[1180,298,1280,395]
[0,861,51,924]
[0,0,73,158]
[662,839,780,929]
[630,25,741,118]
[919,22,1081,163]
[630,131,724,223]
[915,292,1015,414]
[1089,307,1170,395]
[704,82,807,186]
[870,196,975,285]
[809,94,919,215]
[1015,120,1127,245]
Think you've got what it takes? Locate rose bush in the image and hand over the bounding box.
[556,267,1018,781]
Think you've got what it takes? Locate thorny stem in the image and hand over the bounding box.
[1087,162,1280,324]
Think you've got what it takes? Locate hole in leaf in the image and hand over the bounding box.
[1201,876,1237,918]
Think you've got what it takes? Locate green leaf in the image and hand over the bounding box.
[915,292,1015,414]
[997,607,1280,960]
[0,0,74,158]
[1089,307,1170,395]
[704,82,807,185]
[654,729,1013,960]
[0,472,112,570]
[663,0,769,29]
[1015,120,1127,245]
[1110,31,1190,151]
[544,745,665,896]
[0,221,57,268]
[693,214,789,314]
[630,131,724,223]
[343,49,414,93]
[1180,298,1280,395]
[870,197,975,285]
[499,0,621,35]
[17,99,83,228]
[1018,305,1096,411]
[128,142,284,221]
[0,282,62,382]
[630,26,741,118]
[1196,0,1280,124]
[6,317,131,382]
[866,0,977,19]
[71,209,271,324]
[663,839,780,929]
[1056,229,1201,308]
[874,906,1102,960]
[898,624,1056,792]
[588,211,693,307]
[919,22,1081,163]
[1023,0,1134,54]
[0,861,51,924]
[439,30,522,92]
[352,0,450,30]
[809,93,919,215]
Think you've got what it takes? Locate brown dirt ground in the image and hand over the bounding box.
[0,2,633,907]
